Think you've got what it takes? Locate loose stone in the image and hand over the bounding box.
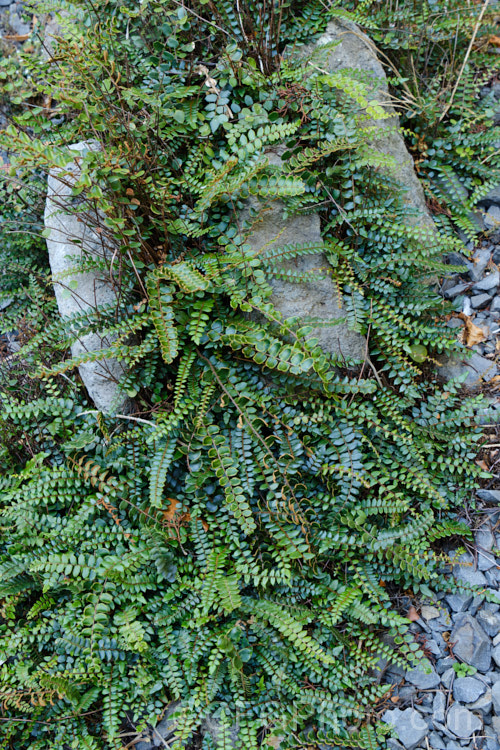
[476,489,500,504]
[444,283,471,299]
[492,643,500,669]
[450,614,492,673]
[492,680,500,713]
[405,662,440,690]
[453,553,488,587]
[453,676,486,703]
[445,594,473,613]
[473,271,500,293]
[470,293,493,309]
[382,707,429,750]
[433,691,446,724]
[484,205,500,230]
[421,605,441,620]
[446,704,482,738]
[466,688,492,716]
[476,608,500,637]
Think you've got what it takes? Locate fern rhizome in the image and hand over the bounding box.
[0,1,497,748]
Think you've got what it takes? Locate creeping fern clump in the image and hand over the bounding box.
[0,1,496,748]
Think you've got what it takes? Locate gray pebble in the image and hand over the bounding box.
[387,741,405,750]
[477,489,500,504]
[433,720,455,740]
[428,732,447,749]
[485,206,500,230]
[444,283,471,299]
[491,680,500,713]
[473,271,500,293]
[492,643,500,669]
[471,293,493,309]
[485,568,500,586]
[383,707,429,750]
[398,685,418,701]
[437,657,455,675]
[441,667,456,689]
[433,690,446,724]
[466,687,492,716]
[453,553,488,587]
[475,524,495,551]
[446,594,474,613]
[450,614,492,673]
[491,715,500,739]
[476,608,500,637]
[453,676,486,703]
[469,248,491,281]
[446,703,482,738]
[405,662,441,690]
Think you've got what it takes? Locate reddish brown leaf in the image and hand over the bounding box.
[407,606,419,622]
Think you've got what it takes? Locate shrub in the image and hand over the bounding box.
[0,1,496,748]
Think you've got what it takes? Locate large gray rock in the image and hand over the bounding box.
[450,614,492,673]
[243,18,437,364]
[382,707,429,750]
[45,141,131,414]
[241,191,366,362]
[203,714,240,749]
[307,19,435,234]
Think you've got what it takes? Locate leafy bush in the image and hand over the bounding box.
[0,1,496,748]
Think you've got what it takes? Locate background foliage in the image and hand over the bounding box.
[0,1,498,748]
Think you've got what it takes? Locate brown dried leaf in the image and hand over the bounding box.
[407,606,419,622]
[458,314,486,347]
[162,497,180,523]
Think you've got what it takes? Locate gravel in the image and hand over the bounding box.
[446,704,482,738]
[383,707,429,750]
[452,676,486,703]
[450,614,492,672]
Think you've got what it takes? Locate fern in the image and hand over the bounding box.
[0,1,491,748]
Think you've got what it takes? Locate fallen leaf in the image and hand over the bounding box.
[476,459,489,471]
[488,35,500,46]
[162,497,181,522]
[3,33,29,41]
[390,696,399,703]
[407,606,419,622]
[458,313,486,347]
[161,497,208,530]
